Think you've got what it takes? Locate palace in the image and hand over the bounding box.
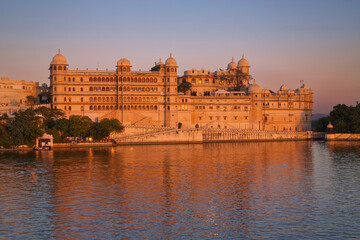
[0,77,39,114]
[50,50,313,131]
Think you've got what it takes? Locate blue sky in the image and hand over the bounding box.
[1,0,359,113]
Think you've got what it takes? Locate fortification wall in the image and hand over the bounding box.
[114,126,312,144]
[326,134,360,141]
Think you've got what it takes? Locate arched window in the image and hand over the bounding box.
[59,66,62,70]
[102,106,105,110]
[72,87,75,91]
[90,77,93,82]
[54,97,57,102]
[68,87,71,91]
[64,97,66,102]
[90,106,93,110]
[154,78,157,83]
[102,87,105,91]
[94,106,97,110]
[72,78,75,82]
[106,106,109,110]
[106,97,109,102]
[90,97,93,102]
[68,77,71,82]
[81,88,83,92]
[80,78,83,82]
[106,77,109,82]
[110,77,113,82]
[53,66,57,70]
[155,106,157,110]
[106,87,109,91]
[102,77,105,82]
[167,68,170,72]
[146,78,149,82]
[90,87,93,91]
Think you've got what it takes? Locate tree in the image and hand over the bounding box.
[6,109,44,146]
[68,115,93,138]
[89,118,124,141]
[25,95,37,108]
[34,107,65,129]
[313,102,360,133]
[178,81,192,93]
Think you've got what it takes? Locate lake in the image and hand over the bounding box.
[1,141,360,239]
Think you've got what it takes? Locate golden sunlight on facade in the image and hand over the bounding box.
[50,50,313,131]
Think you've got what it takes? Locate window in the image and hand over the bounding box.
[69,98,71,102]
[73,87,75,91]
[69,106,71,110]
[81,98,83,102]
[81,78,83,82]
[64,97,66,102]
[81,88,83,92]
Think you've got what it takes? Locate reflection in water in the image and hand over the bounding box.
[0,142,360,239]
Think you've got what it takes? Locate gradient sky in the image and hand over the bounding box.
[1,0,359,114]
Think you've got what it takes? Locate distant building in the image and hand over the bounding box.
[50,50,313,131]
[0,77,38,114]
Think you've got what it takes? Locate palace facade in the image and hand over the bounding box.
[50,50,313,131]
[0,77,39,114]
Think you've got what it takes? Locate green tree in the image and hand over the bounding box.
[6,109,44,146]
[178,81,192,93]
[68,115,93,138]
[89,118,124,141]
[56,118,71,139]
[25,95,37,108]
[313,102,360,133]
[35,107,65,129]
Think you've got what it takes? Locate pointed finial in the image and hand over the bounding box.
[170,53,172,58]
[232,57,234,62]
[58,49,60,54]
[242,53,244,59]
[159,58,161,62]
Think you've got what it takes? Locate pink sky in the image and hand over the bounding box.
[0,0,359,114]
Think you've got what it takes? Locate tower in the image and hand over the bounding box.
[164,54,178,127]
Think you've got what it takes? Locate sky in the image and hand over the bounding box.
[0,0,359,114]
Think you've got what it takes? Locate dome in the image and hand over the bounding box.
[117,58,131,66]
[287,88,294,94]
[262,88,270,94]
[327,122,333,129]
[157,58,164,66]
[227,57,237,69]
[165,53,177,66]
[51,49,67,65]
[247,81,262,93]
[238,54,250,67]
[279,84,287,91]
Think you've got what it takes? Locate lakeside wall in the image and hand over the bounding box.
[113,126,315,144]
[326,133,360,141]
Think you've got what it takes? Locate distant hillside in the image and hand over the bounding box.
[312,113,328,121]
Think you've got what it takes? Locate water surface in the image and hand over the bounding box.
[0,141,360,239]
